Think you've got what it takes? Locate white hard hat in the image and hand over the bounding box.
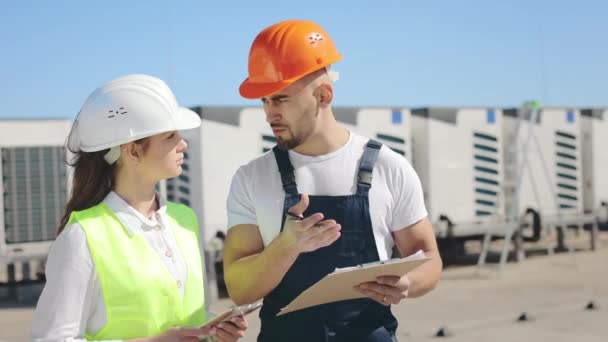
[74,74,200,162]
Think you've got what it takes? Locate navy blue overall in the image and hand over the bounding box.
[258,139,398,342]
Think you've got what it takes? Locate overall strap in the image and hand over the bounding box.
[356,139,382,195]
[272,146,299,196]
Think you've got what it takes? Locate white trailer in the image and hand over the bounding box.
[502,108,583,218]
[334,107,412,162]
[581,108,608,222]
[410,107,505,237]
[0,119,72,281]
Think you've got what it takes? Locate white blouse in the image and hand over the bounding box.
[31,191,196,342]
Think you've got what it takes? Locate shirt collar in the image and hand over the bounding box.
[103,191,168,236]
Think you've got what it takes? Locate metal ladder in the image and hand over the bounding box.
[479,101,568,270]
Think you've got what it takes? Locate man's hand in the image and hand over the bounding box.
[354,275,411,306]
[279,193,341,253]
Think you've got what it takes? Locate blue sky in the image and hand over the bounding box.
[1,0,606,119]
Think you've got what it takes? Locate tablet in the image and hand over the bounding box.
[201,302,263,329]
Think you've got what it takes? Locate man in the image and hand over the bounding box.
[223,19,442,341]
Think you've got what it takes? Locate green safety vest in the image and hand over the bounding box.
[67,202,206,340]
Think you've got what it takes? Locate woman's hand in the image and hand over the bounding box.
[207,315,248,341]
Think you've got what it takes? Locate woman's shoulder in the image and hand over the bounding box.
[55,220,88,249]
[49,221,94,270]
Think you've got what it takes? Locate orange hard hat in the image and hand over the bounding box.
[239,19,342,99]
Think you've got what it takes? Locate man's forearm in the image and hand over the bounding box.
[225,235,300,305]
[405,249,442,298]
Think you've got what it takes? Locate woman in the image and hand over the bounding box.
[32,74,247,341]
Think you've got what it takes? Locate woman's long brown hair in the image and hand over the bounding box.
[57,125,149,235]
[57,149,116,235]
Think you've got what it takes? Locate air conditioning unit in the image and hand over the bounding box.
[334,107,413,163]
[0,119,71,280]
[581,108,608,223]
[502,108,583,218]
[411,107,505,231]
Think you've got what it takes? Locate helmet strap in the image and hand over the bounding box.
[104,146,121,164]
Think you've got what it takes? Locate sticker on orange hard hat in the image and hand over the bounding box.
[308,33,324,45]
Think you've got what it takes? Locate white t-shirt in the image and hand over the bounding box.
[227,132,428,260]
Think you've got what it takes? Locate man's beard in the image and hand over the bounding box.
[275,103,320,151]
[276,131,302,151]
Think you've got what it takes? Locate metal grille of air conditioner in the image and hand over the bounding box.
[2,146,67,243]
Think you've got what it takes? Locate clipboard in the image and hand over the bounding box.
[278,252,429,316]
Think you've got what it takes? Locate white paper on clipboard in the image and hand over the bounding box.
[278,251,429,316]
